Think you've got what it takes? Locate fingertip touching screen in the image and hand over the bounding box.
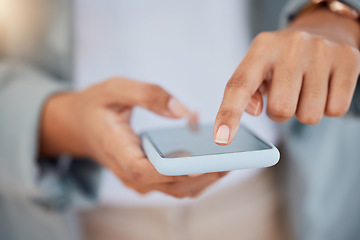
[144,125,271,158]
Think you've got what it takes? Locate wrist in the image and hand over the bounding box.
[40,92,88,157]
[289,7,360,48]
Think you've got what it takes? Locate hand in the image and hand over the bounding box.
[214,8,360,145]
[40,78,226,198]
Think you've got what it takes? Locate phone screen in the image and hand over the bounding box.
[144,125,271,158]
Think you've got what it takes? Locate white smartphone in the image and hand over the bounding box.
[141,124,280,176]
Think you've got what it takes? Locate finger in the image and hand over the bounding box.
[325,49,360,117]
[154,172,224,198]
[132,172,229,197]
[188,112,200,133]
[107,124,191,185]
[189,171,228,178]
[245,90,263,116]
[188,112,199,126]
[118,155,193,186]
[100,78,191,118]
[325,70,358,117]
[266,64,303,122]
[214,55,271,145]
[296,66,330,124]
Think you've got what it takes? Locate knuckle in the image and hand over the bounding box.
[326,103,349,117]
[312,36,328,47]
[99,77,125,96]
[122,181,136,190]
[226,73,250,90]
[140,84,163,105]
[344,48,360,68]
[128,164,145,184]
[283,32,308,59]
[296,112,322,125]
[189,190,202,198]
[311,37,330,58]
[341,43,357,54]
[335,44,360,67]
[267,101,294,119]
[107,77,124,88]
[169,191,186,199]
[136,188,150,195]
[253,31,274,44]
[216,109,240,122]
[147,83,164,93]
[99,78,115,92]
[288,30,306,44]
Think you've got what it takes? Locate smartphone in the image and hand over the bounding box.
[141,124,279,176]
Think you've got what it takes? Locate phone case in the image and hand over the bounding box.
[141,126,280,176]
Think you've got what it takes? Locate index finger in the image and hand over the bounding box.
[213,56,270,145]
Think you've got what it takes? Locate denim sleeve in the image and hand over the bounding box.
[0,61,101,212]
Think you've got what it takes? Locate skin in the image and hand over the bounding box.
[40,78,227,198]
[214,8,360,145]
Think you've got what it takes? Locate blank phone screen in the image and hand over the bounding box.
[144,125,271,158]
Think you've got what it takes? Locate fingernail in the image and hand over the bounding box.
[168,98,189,117]
[215,125,230,144]
[248,98,261,115]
